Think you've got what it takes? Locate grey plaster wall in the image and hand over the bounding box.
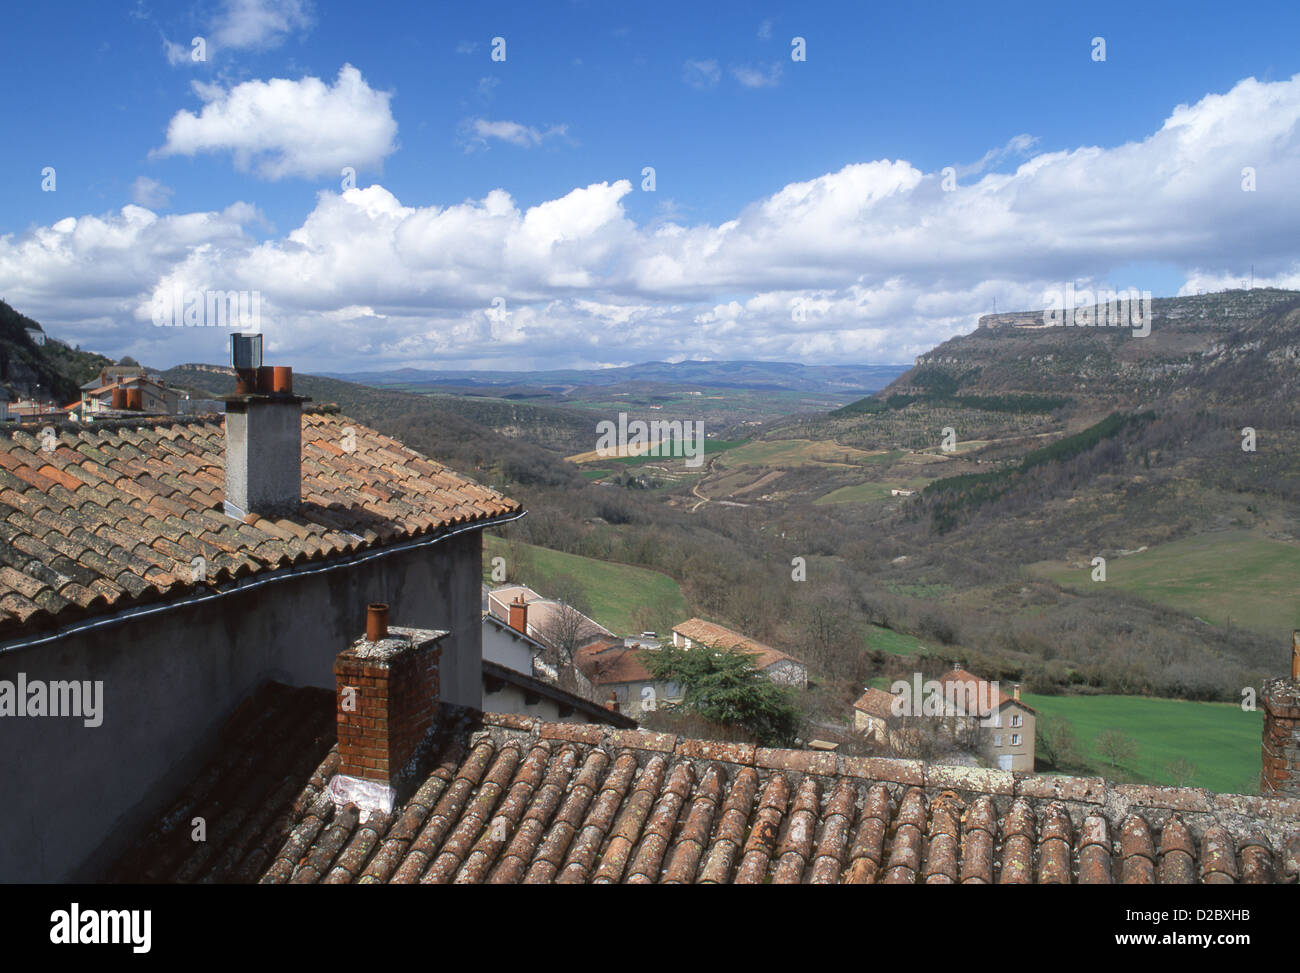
[0,528,483,882]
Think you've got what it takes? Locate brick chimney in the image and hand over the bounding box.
[222,333,310,517]
[330,604,450,816]
[1260,631,1300,799]
[508,594,529,635]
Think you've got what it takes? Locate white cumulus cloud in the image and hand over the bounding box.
[153,64,397,180]
[4,74,1300,371]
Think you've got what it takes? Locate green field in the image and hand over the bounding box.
[717,438,887,469]
[815,478,933,505]
[865,624,933,657]
[484,536,687,636]
[1030,530,1300,640]
[1024,692,1262,794]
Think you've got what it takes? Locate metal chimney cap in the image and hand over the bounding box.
[230,333,263,370]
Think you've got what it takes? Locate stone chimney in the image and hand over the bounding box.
[330,604,450,816]
[1013,684,1021,702]
[222,333,310,517]
[508,594,529,635]
[1260,631,1300,799]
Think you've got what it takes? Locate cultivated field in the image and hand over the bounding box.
[1023,692,1263,794]
[1029,529,1300,642]
[716,438,888,469]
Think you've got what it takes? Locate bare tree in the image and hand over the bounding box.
[1165,757,1198,787]
[1095,729,1139,769]
[536,575,603,663]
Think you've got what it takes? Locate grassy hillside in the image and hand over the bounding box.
[0,300,113,402]
[1024,692,1262,794]
[815,478,933,505]
[1029,530,1300,642]
[484,535,687,636]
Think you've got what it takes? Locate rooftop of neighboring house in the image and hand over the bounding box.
[81,374,172,396]
[0,411,521,641]
[485,584,616,643]
[481,660,636,731]
[574,639,656,685]
[853,687,898,721]
[105,680,1300,884]
[936,666,1038,716]
[672,617,805,672]
[79,364,148,390]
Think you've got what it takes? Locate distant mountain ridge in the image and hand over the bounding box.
[326,360,907,395]
[878,288,1300,410]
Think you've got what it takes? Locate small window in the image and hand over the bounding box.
[1011,714,1023,727]
[1011,734,1022,746]
[993,734,1002,747]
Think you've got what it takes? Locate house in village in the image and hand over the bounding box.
[480,597,623,725]
[854,666,1038,771]
[935,666,1038,771]
[671,617,808,689]
[574,638,685,717]
[0,334,626,882]
[486,583,616,659]
[853,687,900,747]
[79,365,180,416]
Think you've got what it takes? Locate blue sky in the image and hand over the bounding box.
[2,0,1299,371]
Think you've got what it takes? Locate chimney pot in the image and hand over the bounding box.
[111,386,126,410]
[125,387,143,411]
[222,333,310,517]
[605,691,619,712]
[255,366,276,394]
[366,602,389,642]
[508,594,529,635]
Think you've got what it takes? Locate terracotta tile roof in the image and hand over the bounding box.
[108,683,1300,884]
[853,687,898,721]
[486,585,615,643]
[672,618,804,671]
[82,375,168,396]
[574,640,655,685]
[0,412,520,640]
[936,668,1038,715]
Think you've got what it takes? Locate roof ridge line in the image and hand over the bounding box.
[473,712,1300,817]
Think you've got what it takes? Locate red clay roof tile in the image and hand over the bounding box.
[0,413,520,639]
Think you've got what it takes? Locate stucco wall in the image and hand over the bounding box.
[0,528,482,883]
[482,620,535,674]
